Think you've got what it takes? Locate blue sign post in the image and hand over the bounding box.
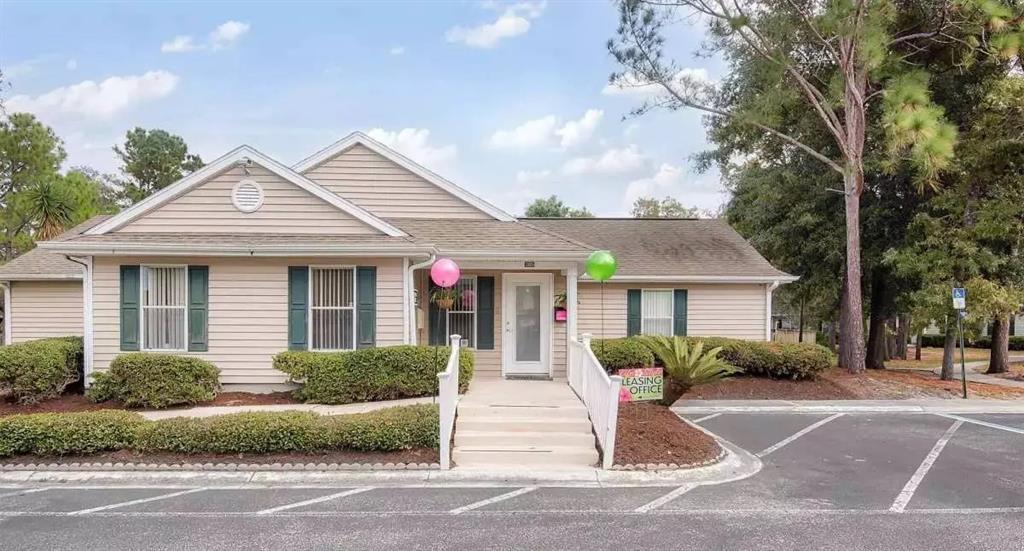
[952,287,968,399]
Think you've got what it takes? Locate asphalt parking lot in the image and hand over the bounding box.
[0,412,1021,550]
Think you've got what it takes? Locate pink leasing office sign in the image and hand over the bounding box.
[618,368,664,402]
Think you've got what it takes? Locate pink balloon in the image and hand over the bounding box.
[430,258,461,288]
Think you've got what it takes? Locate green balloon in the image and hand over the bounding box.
[586,250,618,282]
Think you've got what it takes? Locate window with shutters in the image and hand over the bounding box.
[309,267,356,350]
[446,276,477,348]
[641,289,674,336]
[141,266,188,351]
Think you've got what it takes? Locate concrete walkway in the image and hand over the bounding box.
[928,358,1024,389]
[138,397,434,420]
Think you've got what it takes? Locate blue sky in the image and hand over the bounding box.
[1,1,726,216]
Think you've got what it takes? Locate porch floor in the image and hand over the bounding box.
[453,379,599,469]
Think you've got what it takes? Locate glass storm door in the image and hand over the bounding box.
[502,273,551,376]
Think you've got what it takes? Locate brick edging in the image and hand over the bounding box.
[608,445,727,471]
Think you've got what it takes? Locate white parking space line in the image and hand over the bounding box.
[692,413,722,423]
[935,413,1024,436]
[634,484,696,513]
[0,488,49,499]
[256,487,374,514]
[889,420,963,513]
[756,413,844,457]
[69,488,208,515]
[449,487,536,515]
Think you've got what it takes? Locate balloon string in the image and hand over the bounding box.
[601,280,605,356]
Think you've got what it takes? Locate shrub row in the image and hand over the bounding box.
[919,334,1024,350]
[593,336,834,380]
[0,337,83,404]
[274,345,474,405]
[0,404,438,458]
[87,353,220,408]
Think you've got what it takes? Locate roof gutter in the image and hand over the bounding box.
[39,242,437,257]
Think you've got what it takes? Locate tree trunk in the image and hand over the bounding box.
[895,315,910,360]
[987,315,1010,374]
[914,330,922,361]
[941,328,957,381]
[798,299,805,343]
[866,270,886,369]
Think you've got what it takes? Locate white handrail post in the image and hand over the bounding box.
[581,333,592,399]
[449,333,461,367]
[603,374,623,469]
[437,334,461,470]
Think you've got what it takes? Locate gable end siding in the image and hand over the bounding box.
[302,144,493,219]
[117,164,382,234]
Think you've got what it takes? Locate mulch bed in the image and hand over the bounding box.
[681,374,858,400]
[613,402,721,467]
[0,391,299,417]
[1,447,439,467]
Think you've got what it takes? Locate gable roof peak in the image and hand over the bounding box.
[294,131,516,222]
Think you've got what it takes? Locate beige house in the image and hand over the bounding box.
[0,132,795,389]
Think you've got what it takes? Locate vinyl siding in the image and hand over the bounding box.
[302,144,493,220]
[416,270,567,380]
[9,281,83,342]
[578,282,768,340]
[93,256,404,385]
[117,164,381,234]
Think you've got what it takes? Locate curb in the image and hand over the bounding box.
[673,400,1024,414]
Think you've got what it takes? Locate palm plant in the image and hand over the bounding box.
[639,336,742,406]
[24,180,74,241]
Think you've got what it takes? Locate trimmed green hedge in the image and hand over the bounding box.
[919,334,1024,350]
[274,345,474,405]
[595,336,833,380]
[0,337,83,404]
[591,338,655,371]
[0,404,438,458]
[87,353,220,409]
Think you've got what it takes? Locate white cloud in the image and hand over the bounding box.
[516,169,551,184]
[161,35,199,53]
[489,109,603,149]
[445,1,546,48]
[210,20,250,49]
[602,68,712,97]
[622,163,726,213]
[554,109,603,148]
[7,70,180,120]
[389,46,406,55]
[561,145,647,176]
[161,21,249,53]
[366,128,458,172]
[489,115,558,148]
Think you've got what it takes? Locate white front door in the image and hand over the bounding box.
[502,273,552,377]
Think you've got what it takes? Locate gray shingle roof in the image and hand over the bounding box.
[387,218,591,253]
[524,218,793,279]
[0,215,110,281]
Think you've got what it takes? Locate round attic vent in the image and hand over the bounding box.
[231,179,264,213]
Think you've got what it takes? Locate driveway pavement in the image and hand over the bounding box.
[0,412,1021,550]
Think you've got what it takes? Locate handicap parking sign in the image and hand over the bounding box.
[952,287,966,310]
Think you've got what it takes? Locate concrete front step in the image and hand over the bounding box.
[455,430,596,448]
[453,446,599,467]
[458,404,589,419]
[456,416,594,433]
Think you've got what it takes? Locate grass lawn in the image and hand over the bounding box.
[887,346,990,370]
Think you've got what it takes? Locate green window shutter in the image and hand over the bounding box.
[288,266,309,350]
[626,289,641,337]
[356,266,376,349]
[428,283,446,346]
[187,266,209,352]
[673,289,688,336]
[476,276,495,350]
[119,265,140,351]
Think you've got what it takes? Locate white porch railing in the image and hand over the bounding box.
[568,332,623,469]
[437,334,461,470]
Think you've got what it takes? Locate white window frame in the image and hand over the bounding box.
[140,264,189,352]
[446,275,478,349]
[308,265,358,351]
[640,288,675,337]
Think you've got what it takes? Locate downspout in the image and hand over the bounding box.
[407,253,436,344]
[766,280,781,341]
[66,255,93,387]
[0,281,10,345]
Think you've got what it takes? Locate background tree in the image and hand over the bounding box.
[631,196,710,218]
[0,113,65,260]
[523,195,594,218]
[114,128,204,205]
[609,0,1019,372]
